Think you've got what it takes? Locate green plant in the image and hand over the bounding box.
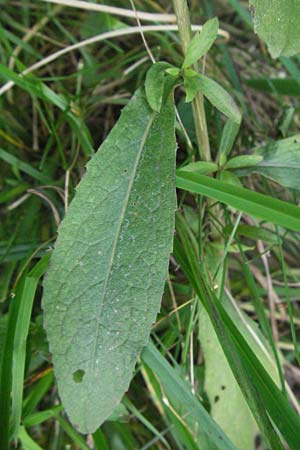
[1,1,300,449]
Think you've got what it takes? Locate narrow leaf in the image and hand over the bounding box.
[249,0,300,58]
[183,17,219,68]
[218,119,240,163]
[42,90,176,433]
[195,74,241,123]
[11,255,51,439]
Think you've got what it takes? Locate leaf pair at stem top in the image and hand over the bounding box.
[145,17,241,125]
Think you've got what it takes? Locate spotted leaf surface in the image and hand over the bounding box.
[42,89,176,433]
[250,0,300,58]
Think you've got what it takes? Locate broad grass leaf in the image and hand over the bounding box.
[183,17,219,68]
[199,307,257,450]
[240,135,300,190]
[198,244,256,450]
[249,0,300,58]
[176,171,300,231]
[42,89,176,433]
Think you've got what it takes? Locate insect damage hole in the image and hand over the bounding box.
[73,369,85,383]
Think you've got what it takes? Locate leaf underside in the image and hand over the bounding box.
[42,90,176,433]
[250,0,300,58]
[254,134,300,190]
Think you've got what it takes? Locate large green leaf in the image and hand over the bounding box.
[42,90,176,433]
[238,135,300,190]
[249,0,300,58]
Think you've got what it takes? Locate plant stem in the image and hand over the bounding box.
[172,0,211,161]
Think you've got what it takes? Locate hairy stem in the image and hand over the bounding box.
[172,0,211,161]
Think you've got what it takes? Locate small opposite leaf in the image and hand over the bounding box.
[179,161,218,175]
[42,89,176,433]
[195,74,241,124]
[249,0,300,58]
[145,61,174,112]
[184,76,199,103]
[225,155,263,169]
[220,170,243,187]
[166,67,180,77]
[218,119,240,162]
[183,17,219,68]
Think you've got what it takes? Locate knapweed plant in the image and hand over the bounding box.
[1,0,300,449]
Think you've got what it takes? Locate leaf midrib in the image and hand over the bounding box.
[85,112,155,419]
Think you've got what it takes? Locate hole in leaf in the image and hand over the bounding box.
[221,385,226,390]
[73,369,85,383]
[214,395,220,403]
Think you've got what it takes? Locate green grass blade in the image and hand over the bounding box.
[176,172,300,231]
[23,371,54,418]
[54,414,91,450]
[23,405,62,428]
[18,426,44,450]
[0,279,24,450]
[92,429,110,450]
[142,342,237,450]
[0,64,93,156]
[11,255,51,440]
[0,148,51,183]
